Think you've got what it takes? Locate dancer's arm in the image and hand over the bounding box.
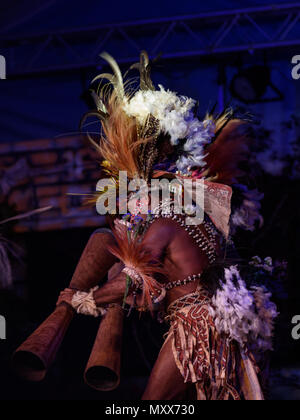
[93,218,175,305]
[57,218,174,308]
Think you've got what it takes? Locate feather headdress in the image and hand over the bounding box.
[81,51,253,226]
[81,53,251,186]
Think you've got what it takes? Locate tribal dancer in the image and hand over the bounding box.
[57,52,278,400]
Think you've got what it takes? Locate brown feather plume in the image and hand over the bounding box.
[108,222,166,311]
[99,95,141,179]
[97,94,158,181]
[202,117,250,185]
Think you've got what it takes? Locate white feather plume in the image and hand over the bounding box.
[210,265,278,351]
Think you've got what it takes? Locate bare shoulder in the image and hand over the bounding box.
[146,217,179,238]
[142,217,178,256]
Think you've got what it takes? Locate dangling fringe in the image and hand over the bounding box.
[165,288,264,400]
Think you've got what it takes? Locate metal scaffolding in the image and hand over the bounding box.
[1,3,300,76]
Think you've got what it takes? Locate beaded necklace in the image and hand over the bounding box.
[165,272,202,290]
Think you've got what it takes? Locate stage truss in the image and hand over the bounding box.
[1,3,300,76]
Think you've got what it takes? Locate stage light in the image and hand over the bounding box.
[230,66,271,103]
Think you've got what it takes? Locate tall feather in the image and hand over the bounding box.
[129,50,155,91]
[92,52,125,100]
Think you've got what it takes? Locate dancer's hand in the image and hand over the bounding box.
[56,288,75,307]
[125,292,144,308]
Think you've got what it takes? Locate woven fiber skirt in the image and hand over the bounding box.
[164,287,264,400]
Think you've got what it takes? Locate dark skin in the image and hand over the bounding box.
[57,217,211,399]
